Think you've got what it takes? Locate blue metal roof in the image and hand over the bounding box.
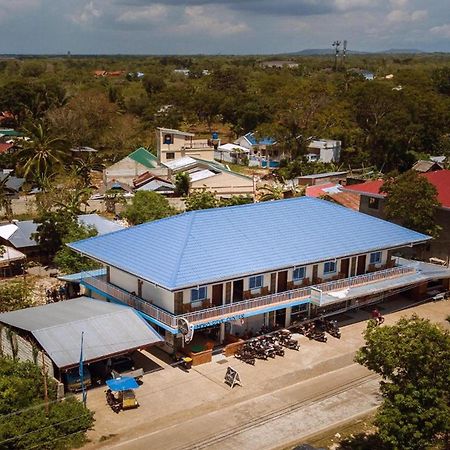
[69,197,430,291]
[78,214,125,236]
[244,132,276,146]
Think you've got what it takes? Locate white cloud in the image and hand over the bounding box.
[71,1,103,25]
[387,9,427,23]
[117,4,168,24]
[334,0,372,11]
[175,5,249,36]
[430,23,450,38]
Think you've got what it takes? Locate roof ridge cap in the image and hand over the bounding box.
[170,212,197,287]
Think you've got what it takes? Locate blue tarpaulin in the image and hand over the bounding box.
[106,377,139,392]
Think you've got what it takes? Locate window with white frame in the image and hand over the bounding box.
[370,251,382,264]
[293,267,306,281]
[249,275,263,290]
[323,261,337,274]
[191,286,207,302]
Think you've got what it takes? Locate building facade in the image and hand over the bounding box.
[69,197,450,354]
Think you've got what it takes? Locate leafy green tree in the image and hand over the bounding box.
[54,223,99,274]
[220,195,253,206]
[381,170,441,237]
[17,122,66,180]
[0,279,33,313]
[185,189,218,211]
[0,357,94,449]
[355,316,450,450]
[54,187,91,216]
[123,191,177,225]
[432,66,450,96]
[33,209,77,256]
[175,172,190,197]
[143,74,166,96]
[69,154,105,188]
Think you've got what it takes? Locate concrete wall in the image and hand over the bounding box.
[0,326,54,377]
[358,195,386,219]
[190,171,254,197]
[109,266,175,312]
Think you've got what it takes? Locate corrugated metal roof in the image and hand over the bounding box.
[157,127,195,137]
[163,156,198,171]
[78,214,125,235]
[128,147,158,169]
[190,169,216,182]
[6,221,39,248]
[297,171,348,180]
[137,179,174,193]
[0,298,162,368]
[69,197,431,290]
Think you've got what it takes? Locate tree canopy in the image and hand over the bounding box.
[0,357,94,449]
[355,315,450,450]
[380,170,441,237]
[122,191,177,225]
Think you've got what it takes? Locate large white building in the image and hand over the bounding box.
[69,197,450,354]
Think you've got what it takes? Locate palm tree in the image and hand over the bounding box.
[17,122,66,181]
[69,153,105,188]
[0,175,13,220]
[258,183,305,202]
[54,187,92,215]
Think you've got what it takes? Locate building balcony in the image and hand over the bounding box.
[78,259,450,334]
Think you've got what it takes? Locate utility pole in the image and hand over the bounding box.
[41,351,49,415]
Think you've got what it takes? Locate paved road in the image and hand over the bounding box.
[109,364,380,450]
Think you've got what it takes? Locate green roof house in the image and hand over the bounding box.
[103,147,165,184]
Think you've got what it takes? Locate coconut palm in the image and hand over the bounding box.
[54,187,92,216]
[69,153,105,188]
[0,175,13,220]
[258,182,305,202]
[17,122,66,181]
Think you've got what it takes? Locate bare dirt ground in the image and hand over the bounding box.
[83,299,450,450]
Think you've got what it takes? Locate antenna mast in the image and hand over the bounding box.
[332,40,341,71]
[342,40,347,68]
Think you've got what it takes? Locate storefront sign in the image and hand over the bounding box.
[178,317,194,344]
[195,314,245,329]
[224,366,241,388]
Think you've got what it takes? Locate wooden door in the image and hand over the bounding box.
[212,284,223,307]
[277,271,288,293]
[340,258,350,277]
[357,255,367,275]
[312,264,318,282]
[233,279,244,302]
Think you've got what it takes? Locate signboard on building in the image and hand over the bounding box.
[310,287,323,306]
[177,318,194,344]
[224,366,241,388]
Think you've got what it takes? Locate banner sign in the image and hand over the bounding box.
[195,314,245,329]
[178,317,194,344]
[224,366,241,388]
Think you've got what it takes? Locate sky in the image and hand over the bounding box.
[0,0,449,54]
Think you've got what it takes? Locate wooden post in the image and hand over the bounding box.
[41,351,49,415]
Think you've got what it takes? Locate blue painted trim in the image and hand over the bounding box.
[193,298,311,329]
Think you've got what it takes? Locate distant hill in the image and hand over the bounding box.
[284,48,424,56]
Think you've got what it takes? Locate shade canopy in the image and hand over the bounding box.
[106,376,139,392]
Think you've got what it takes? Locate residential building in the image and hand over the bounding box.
[156,128,217,164]
[163,156,254,198]
[133,172,175,196]
[234,132,279,168]
[344,170,450,261]
[103,147,163,185]
[69,197,450,355]
[294,171,348,186]
[307,139,341,163]
[412,160,443,173]
[215,143,250,164]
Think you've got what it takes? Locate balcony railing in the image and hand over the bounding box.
[83,277,178,329]
[182,286,311,325]
[316,266,416,293]
[82,264,417,331]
